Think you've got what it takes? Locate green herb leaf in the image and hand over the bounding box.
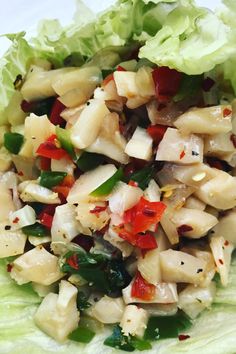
[56,126,76,159]
[77,152,105,172]
[104,325,152,352]
[62,250,131,295]
[4,132,24,154]
[68,326,95,343]
[77,291,91,311]
[39,171,67,189]
[22,222,49,237]
[144,312,192,341]
[129,166,154,190]
[90,167,123,196]
[104,325,134,352]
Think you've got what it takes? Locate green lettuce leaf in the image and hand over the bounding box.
[0,33,36,124]
[1,255,236,354]
[139,2,235,75]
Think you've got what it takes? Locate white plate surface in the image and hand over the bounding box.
[0,0,222,56]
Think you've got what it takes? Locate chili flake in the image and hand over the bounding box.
[179,150,186,160]
[177,224,193,236]
[219,259,224,265]
[90,205,107,214]
[223,108,232,118]
[7,264,13,272]
[12,217,19,224]
[224,240,229,246]
[178,334,190,341]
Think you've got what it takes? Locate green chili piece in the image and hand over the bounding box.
[129,165,154,190]
[76,152,105,172]
[4,132,24,154]
[39,171,67,189]
[144,312,191,341]
[90,167,123,196]
[68,326,95,343]
[56,126,76,159]
[22,222,48,237]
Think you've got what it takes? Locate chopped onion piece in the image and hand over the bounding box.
[9,205,36,230]
[125,127,153,160]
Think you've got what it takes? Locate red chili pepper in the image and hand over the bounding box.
[178,334,190,341]
[179,150,186,160]
[60,174,75,188]
[117,65,126,72]
[147,124,167,145]
[90,205,107,214]
[124,197,166,234]
[118,227,157,250]
[152,67,182,103]
[50,99,66,126]
[131,272,156,301]
[39,212,53,229]
[53,186,70,201]
[223,108,232,118]
[224,240,229,246]
[36,134,70,160]
[7,264,13,272]
[53,175,75,200]
[13,217,19,224]
[128,180,139,187]
[67,254,79,270]
[135,233,158,249]
[40,157,51,171]
[177,224,193,236]
[38,205,58,228]
[21,100,35,113]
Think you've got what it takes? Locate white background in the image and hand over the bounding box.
[0,0,222,56]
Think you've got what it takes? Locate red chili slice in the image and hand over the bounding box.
[152,67,182,103]
[147,124,168,146]
[131,272,156,301]
[50,99,66,126]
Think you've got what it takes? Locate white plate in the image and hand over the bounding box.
[0,0,222,56]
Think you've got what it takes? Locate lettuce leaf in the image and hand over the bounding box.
[0,33,36,124]
[139,2,235,75]
[1,255,236,354]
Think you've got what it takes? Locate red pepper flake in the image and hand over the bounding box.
[230,134,236,148]
[179,150,186,160]
[178,334,190,341]
[128,180,139,187]
[67,254,79,270]
[224,240,229,246]
[17,171,24,176]
[142,208,157,217]
[177,224,193,236]
[219,259,224,265]
[223,108,232,118]
[90,205,107,214]
[7,264,13,272]
[12,217,19,224]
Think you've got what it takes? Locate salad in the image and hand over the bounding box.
[1,0,236,353]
